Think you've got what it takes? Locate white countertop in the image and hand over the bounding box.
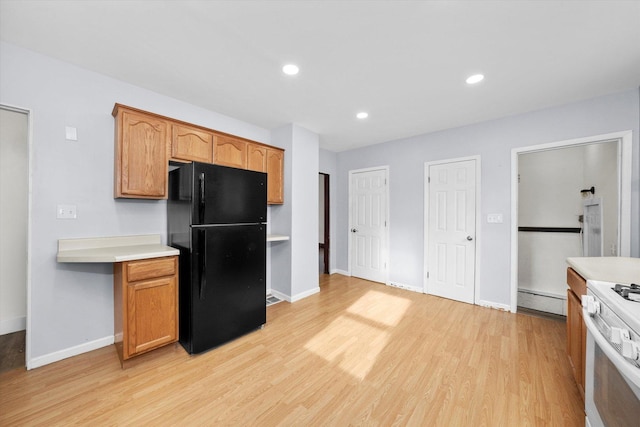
[58,233,289,263]
[566,256,640,284]
[57,235,179,263]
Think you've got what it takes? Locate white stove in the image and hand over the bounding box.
[587,280,640,341]
[583,279,640,427]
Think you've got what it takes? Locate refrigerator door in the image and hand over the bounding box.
[192,163,266,225]
[188,224,266,354]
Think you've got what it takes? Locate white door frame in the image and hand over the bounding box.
[1,103,33,369]
[424,155,482,303]
[348,165,390,283]
[510,130,632,313]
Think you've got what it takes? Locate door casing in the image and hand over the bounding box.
[0,103,32,369]
[510,130,633,313]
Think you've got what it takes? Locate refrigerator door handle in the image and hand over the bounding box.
[198,172,205,224]
[199,228,206,300]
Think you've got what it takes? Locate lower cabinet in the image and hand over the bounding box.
[566,267,587,400]
[114,256,179,366]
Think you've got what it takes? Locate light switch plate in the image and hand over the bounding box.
[487,213,503,223]
[65,126,77,141]
[57,204,77,219]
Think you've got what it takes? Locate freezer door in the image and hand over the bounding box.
[193,163,266,225]
[189,224,266,354]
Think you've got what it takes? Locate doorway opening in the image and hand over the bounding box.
[511,131,632,313]
[0,105,30,372]
[319,173,330,275]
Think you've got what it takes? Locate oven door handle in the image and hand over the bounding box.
[583,308,640,388]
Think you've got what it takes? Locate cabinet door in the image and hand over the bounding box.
[214,135,247,169]
[247,144,267,172]
[266,148,284,204]
[126,275,178,357]
[567,289,585,398]
[115,109,169,199]
[171,124,214,163]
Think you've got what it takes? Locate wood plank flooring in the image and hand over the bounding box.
[0,274,584,426]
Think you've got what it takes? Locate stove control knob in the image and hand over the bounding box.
[621,338,640,361]
[582,295,600,316]
[611,327,631,344]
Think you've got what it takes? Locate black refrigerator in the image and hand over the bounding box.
[167,162,267,354]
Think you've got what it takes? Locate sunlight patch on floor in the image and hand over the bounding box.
[346,290,411,326]
[304,290,412,379]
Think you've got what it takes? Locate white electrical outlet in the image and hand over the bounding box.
[57,204,77,219]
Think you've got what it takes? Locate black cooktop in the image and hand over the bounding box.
[613,283,640,302]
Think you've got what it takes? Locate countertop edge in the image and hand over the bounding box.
[566,256,640,284]
[57,244,179,263]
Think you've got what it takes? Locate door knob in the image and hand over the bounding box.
[466,236,473,241]
[351,228,358,233]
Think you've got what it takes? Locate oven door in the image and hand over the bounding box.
[584,313,640,427]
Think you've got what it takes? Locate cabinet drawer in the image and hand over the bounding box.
[127,257,176,282]
[567,267,587,297]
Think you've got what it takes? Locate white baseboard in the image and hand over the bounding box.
[27,336,114,370]
[333,269,349,276]
[0,316,26,335]
[269,286,320,303]
[387,281,423,293]
[291,287,320,302]
[478,300,511,312]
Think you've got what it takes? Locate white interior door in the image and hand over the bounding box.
[350,168,388,283]
[426,159,477,304]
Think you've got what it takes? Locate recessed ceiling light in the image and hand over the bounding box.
[466,74,484,84]
[356,112,369,119]
[282,64,299,75]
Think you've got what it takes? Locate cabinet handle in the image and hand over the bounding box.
[199,229,206,300]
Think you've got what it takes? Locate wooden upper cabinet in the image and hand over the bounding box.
[214,135,247,169]
[113,105,169,199]
[112,104,285,203]
[247,144,267,172]
[266,148,284,204]
[170,124,214,163]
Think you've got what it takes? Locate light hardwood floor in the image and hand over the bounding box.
[0,274,583,426]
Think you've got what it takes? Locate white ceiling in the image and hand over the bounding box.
[1,1,639,152]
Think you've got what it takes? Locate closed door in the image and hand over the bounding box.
[350,168,387,283]
[426,159,476,304]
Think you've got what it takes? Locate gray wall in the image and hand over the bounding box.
[0,42,275,366]
[335,89,639,308]
[270,124,320,300]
